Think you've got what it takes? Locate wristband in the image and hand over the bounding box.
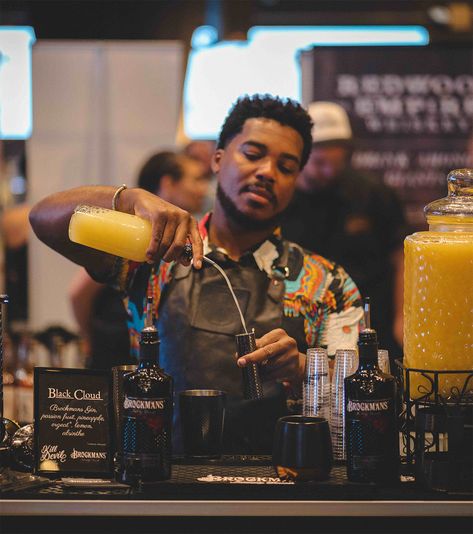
[112,184,127,211]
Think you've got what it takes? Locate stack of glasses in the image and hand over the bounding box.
[302,348,330,421]
[303,346,391,462]
[377,349,391,374]
[330,349,358,461]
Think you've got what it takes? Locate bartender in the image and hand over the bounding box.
[29,94,363,453]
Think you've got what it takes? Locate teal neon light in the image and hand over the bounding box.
[186,25,429,139]
[247,26,429,46]
[0,26,36,140]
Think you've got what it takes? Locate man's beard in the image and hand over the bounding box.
[216,183,282,231]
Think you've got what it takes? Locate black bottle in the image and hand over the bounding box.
[345,329,399,484]
[121,297,173,485]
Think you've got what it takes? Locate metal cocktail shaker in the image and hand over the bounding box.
[235,330,264,400]
[111,364,137,478]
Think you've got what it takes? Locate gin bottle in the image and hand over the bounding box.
[121,297,173,484]
[345,329,398,484]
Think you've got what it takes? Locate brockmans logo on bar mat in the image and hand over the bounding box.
[197,474,294,485]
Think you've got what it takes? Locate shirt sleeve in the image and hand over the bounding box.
[86,257,140,294]
[319,263,364,356]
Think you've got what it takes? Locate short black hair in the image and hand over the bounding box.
[137,151,185,193]
[217,94,313,169]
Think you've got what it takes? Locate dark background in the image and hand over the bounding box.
[1,0,472,45]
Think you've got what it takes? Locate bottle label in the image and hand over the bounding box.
[122,396,171,457]
[347,399,390,412]
[123,398,165,410]
[346,397,397,480]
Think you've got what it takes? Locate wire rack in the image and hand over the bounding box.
[396,361,473,491]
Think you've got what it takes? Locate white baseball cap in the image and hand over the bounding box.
[308,101,352,144]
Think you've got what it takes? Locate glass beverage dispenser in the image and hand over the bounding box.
[404,168,473,398]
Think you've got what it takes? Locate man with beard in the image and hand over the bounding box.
[30,95,363,453]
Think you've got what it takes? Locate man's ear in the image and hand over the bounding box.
[211,149,224,174]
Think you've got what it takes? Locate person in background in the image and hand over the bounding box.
[137,151,209,215]
[1,203,30,325]
[183,140,217,216]
[282,101,408,361]
[183,140,215,179]
[69,151,208,369]
[32,94,363,453]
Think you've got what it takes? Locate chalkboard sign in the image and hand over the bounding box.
[34,368,113,478]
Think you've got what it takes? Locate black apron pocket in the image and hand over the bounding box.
[190,281,250,336]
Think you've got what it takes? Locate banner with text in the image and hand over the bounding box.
[304,45,473,228]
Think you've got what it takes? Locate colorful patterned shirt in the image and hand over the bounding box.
[110,213,363,361]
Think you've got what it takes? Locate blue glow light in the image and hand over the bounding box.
[183,25,429,140]
[247,25,429,47]
[0,26,36,140]
[191,25,219,49]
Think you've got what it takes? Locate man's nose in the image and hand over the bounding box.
[256,158,276,183]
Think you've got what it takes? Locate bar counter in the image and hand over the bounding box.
[1,458,472,534]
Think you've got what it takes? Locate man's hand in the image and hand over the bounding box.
[120,188,203,268]
[236,328,305,386]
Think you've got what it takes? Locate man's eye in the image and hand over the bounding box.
[279,164,297,175]
[245,152,261,161]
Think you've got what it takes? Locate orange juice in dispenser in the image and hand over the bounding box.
[404,169,473,399]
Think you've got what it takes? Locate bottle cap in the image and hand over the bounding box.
[358,329,378,344]
[139,297,159,348]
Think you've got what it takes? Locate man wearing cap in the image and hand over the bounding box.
[282,102,407,360]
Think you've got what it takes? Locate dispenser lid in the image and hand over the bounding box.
[425,168,473,219]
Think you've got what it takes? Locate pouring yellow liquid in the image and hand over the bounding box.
[69,205,152,262]
[403,169,473,399]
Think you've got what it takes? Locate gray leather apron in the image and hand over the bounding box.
[157,241,307,454]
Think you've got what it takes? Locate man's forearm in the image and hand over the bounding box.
[29,185,122,273]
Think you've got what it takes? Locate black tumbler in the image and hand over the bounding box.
[273,415,333,482]
[111,364,137,478]
[179,389,226,458]
[235,331,264,400]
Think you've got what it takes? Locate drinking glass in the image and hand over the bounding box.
[179,389,226,458]
[273,415,333,482]
[303,348,330,421]
[330,349,357,461]
[378,349,391,374]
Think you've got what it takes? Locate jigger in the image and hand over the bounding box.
[236,330,264,400]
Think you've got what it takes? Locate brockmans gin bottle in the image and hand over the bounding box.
[121,297,173,484]
[345,329,399,484]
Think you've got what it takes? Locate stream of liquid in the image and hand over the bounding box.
[202,256,248,334]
